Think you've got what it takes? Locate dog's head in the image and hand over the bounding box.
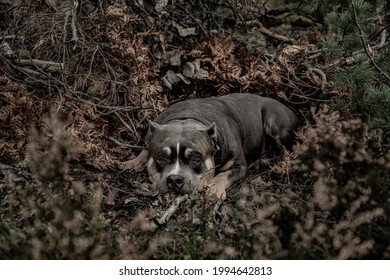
[145,120,218,195]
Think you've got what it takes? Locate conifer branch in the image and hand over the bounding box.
[351,0,390,83]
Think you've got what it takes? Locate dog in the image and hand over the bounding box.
[123,93,299,200]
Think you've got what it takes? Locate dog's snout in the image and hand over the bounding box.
[167,174,184,190]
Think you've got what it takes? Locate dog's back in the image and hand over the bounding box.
[154,93,298,161]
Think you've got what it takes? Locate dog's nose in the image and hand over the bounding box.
[167,175,184,190]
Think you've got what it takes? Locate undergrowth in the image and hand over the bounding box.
[1,107,389,259]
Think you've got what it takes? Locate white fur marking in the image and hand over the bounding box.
[170,142,181,174]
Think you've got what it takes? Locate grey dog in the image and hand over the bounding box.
[124,93,299,200]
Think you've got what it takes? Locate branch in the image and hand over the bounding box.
[16,58,63,72]
[352,1,390,83]
[155,195,188,225]
[0,35,23,40]
[309,67,327,92]
[246,20,297,44]
[70,7,79,42]
[369,22,390,45]
[114,111,139,142]
[1,42,64,72]
[102,136,145,149]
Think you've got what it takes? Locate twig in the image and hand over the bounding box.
[86,101,141,114]
[103,136,145,149]
[0,35,22,40]
[380,28,387,48]
[369,23,390,45]
[70,6,79,42]
[308,67,327,92]
[1,42,63,72]
[16,58,63,72]
[15,66,42,76]
[3,52,143,115]
[246,20,297,44]
[64,9,70,41]
[352,1,390,83]
[63,5,78,43]
[114,111,138,138]
[155,195,188,225]
[325,41,389,69]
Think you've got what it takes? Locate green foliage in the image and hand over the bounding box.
[366,85,390,137]
[324,0,373,54]
[330,98,347,111]
[335,64,375,111]
[332,58,390,138]
[322,37,342,62]
[299,0,390,139]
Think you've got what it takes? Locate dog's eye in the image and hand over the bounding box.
[189,152,203,169]
[155,152,170,169]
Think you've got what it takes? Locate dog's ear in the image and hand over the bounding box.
[205,122,219,151]
[206,122,217,139]
[148,120,161,134]
[145,121,161,145]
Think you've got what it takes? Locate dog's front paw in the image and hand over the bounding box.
[204,180,227,209]
[120,158,145,172]
[202,184,226,211]
[203,173,231,207]
[206,184,226,201]
[118,150,149,172]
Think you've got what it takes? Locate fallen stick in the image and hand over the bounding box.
[309,67,327,92]
[1,42,64,73]
[16,58,64,72]
[0,35,22,40]
[245,20,296,44]
[15,66,42,76]
[155,195,188,225]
